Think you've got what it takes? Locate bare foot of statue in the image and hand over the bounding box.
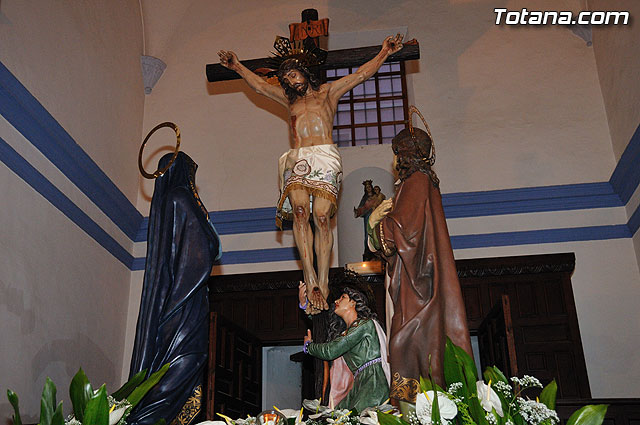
[308,285,329,311]
[299,281,328,313]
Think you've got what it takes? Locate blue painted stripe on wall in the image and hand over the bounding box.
[0,136,134,268]
[610,123,640,204]
[131,257,146,271]
[135,183,621,237]
[132,247,299,270]
[128,224,631,267]
[450,224,631,250]
[136,208,293,240]
[442,182,621,219]
[211,207,275,222]
[629,204,640,236]
[0,61,143,240]
[133,183,623,238]
[443,182,616,205]
[215,246,300,265]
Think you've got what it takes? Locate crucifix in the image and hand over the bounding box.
[206,10,420,82]
[210,10,420,314]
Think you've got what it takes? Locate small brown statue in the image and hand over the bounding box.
[354,180,386,261]
[368,109,473,404]
[218,34,403,313]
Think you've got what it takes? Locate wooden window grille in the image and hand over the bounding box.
[326,61,409,147]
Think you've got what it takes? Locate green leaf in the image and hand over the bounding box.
[512,412,525,425]
[127,363,170,408]
[469,397,490,425]
[152,419,166,425]
[420,376,433,392]
[431,391,441,425]
[445,337,479,401]
[420,376,445,393]
[7,389,23,425]
[40,377,58,425]
[377,410,409,425]
[84,385,109,425]
[539,380,557,410]
[398,401,415,418]
[112,369,147,401]
[483,367,508,385]
[566,405,608,425]
[69,368,93,421]
[453,343,479,391]
[444,338,466,389]
[51,402,64,425]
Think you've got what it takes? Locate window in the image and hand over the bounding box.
[327,62,409,147]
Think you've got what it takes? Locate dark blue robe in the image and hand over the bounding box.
[128,152,221,425]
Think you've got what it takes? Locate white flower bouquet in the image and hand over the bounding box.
[377,338,607,425]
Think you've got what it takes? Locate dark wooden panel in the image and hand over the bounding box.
[524,352,546,371]
[514,281,540,318]
[209,268,385,343]
[206,313,262,420]
[456,253,589,399]
[544,277,568,316]
[461,285,483,322]
[210,253,590,399]
[477,295,518,378]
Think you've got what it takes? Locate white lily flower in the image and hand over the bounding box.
[278,409,300,418]
[303,398,332,419]
[415,391,458,425]
[476,381,504,417]
[359,408,378,425]
[325,408,351,423]
[108,406,130,425]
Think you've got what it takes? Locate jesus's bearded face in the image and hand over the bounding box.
[282,69,309,97]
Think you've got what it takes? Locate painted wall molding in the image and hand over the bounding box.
[0,62,143,241]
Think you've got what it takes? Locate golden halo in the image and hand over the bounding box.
[138,122,181,179]
[408,105,435,165]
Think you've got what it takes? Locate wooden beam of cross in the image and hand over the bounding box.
[206,40,420,82]
[206,9,419,83]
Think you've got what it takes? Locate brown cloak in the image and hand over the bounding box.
[374,170,472,403]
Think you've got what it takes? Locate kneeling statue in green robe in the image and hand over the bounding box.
[303,287,390,412]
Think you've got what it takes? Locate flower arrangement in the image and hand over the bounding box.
[7,363,170,425]
[194,338,607,425]
[200,337,607,425]
[377,338,607,425]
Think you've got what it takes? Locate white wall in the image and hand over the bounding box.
[590,0,640,267]
[0,0,144,419]
[591,0,640,162]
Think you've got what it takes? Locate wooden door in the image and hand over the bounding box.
[206,312,262,419]
[458,253,591,399]
[477,294,518,378]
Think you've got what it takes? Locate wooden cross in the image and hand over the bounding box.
[206,9,420,83]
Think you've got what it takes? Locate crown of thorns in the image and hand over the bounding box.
[268,36,328,70]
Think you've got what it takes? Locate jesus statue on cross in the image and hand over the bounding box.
[218,34,403,314]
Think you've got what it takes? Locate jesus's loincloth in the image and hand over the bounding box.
[276,144,343,229]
